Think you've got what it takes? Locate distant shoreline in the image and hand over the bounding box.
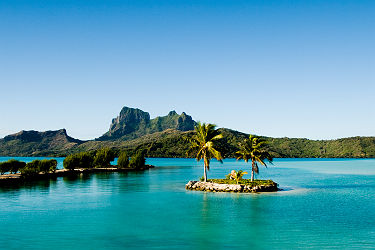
[0,165,154,185]
[1,156,374,160]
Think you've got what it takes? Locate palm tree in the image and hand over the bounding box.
[187,122,223,182]
[235,135,273,181]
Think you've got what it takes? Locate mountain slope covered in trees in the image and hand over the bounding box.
[0,129,82,156]
[1,107,374,158]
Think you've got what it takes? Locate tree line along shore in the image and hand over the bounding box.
[1,106,375,159]
[0,148,152,184]
[2,122,287,193]
[1,122,279,193]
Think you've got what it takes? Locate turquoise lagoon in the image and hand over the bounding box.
[0,158,375,249]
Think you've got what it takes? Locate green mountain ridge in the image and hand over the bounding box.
[1,107,375,158]
[0,129,83,156]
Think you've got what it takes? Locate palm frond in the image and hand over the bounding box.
[186,122,224,180]
[237,134,273,177]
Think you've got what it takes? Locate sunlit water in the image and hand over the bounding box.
[0,157,374,249]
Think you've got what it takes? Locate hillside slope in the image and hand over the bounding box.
[1,128,375,158]
[0,129,83,156]
[74,129,375,158]
[1,106,374,158]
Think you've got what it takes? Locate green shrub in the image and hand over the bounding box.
[48,159,58,173]
[20,160,41,177]
[226,170,248,184]
[209,179,276,187]
[8,160,26,174]
[129,151,146,169]
[93,148,115,168]
[63,154,79,170]
[17,159,58,176]
[63,152,95,170]
[19,166,40,177]
[25,160,41,170]
[117,151,129,168]
[0,161,11,175]
[0,159,27,174]
[38,159,57,174]
[19,167,37,177]
[79,152,95,168]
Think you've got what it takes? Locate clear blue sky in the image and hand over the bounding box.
[1,0,374,140]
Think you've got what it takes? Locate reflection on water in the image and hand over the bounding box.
[62,173,91,183]
[0,178,55,193]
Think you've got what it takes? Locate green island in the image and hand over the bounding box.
[0,148,153,185]
[0,121,278,193]
[1,106,374,192]
[186,180,278,193]
[185,122,278,193]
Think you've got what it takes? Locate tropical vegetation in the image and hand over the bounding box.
[0,149,147,181]
[117,151,129,168]
[1,106,375,158]
[2,126,375,159]
[37,159,58,174]
[187,122,223,182]
[62,148,146,170]
[209,179,276,187]
[226,170,248,184]
[129,150,146,169]
[63,151,95,170]
[0,159,57,177]
[0,159,26,175]
[93,148,115,167]
[235,135,273,181]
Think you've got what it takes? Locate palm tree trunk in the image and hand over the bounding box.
[251,160,255,181]
[203,164,207,182]
[203,155,208,182]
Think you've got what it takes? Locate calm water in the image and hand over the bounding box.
[0,157,375,249]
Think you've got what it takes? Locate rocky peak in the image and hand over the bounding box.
[176,112,195,131]
[116,107,150,124]
[98,106,196,141]
[168,110,178,116]
[103,107,151,139]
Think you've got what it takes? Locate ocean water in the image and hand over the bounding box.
[0,158,374,249]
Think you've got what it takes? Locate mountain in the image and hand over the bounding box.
[267,136,375,158]
[75,128,375,158]
[0,129,83,156]
[1,106,375,158]
[98,107,195,141]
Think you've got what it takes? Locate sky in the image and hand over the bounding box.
[0,0,374,140]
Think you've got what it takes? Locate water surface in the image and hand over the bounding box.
[0,158,374,249]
